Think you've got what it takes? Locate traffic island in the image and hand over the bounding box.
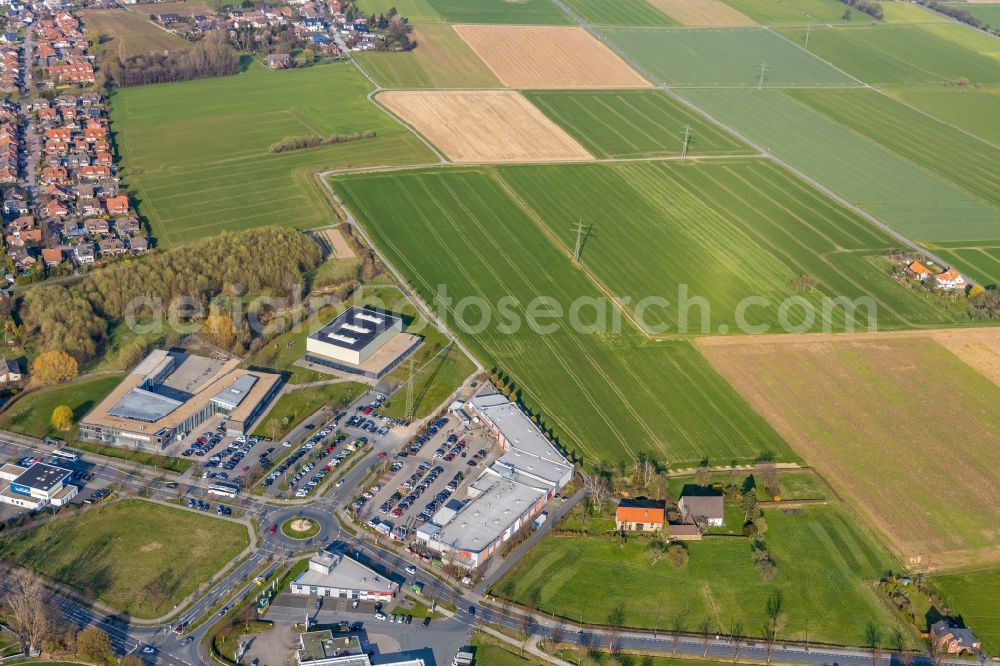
[281,518,320,540]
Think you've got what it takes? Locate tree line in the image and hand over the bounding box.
[104,34,240,87]
[19,226,323,364]
[269,131,376,153]
[921,0,997,34]
[838,0,884,20]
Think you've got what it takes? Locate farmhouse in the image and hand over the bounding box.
[615,498,665,531]
[416,392,572,569]
[0,358,21,383]
[930,620,981,655]
[933,267,967,290]
[304,307,421,379]
[0,462,77,509]
[79,349,281,451]
[290,550,398,602]
[678,493,724,527]
[907,261,931,281]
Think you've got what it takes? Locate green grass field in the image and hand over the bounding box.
[940,1,1000,25]
[720,0,859,23]
[787,87,1000,210]
[254,382,366,438]
[81,9,192,56]
[891,86,1000,146]
[358,0,443,21]
[355,24,500,88]
[423,0,573,23]
[522,90,754,159]
[784,24,1000,86]
[562,0,676,25]
[495,504,913,648]
[0,373,123,440]
[111,62,435,246]
[681,88,1000,242]
[601,27,857,87]
[496,159,967,333]
[0,500,248,618]
[331,167,796,469]
[930,568,1000,653]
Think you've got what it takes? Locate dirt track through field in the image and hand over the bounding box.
[452,24,652,89]
[377,90,594,163]
[648,0,756,26]
[698,327,1000,572]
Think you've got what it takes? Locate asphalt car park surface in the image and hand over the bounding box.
[355,417,497,534]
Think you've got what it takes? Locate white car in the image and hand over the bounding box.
[282,441,292,447]
[141,646,156,654]
[405,565,416,575]
[335,480,344,487]
[375,612,387,621]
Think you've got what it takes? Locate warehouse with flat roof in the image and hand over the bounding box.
[79,349,282,451]
[417,392,572,569]
[304,307,421,379]
[0,462,77,509]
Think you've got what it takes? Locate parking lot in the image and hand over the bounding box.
[350,416,497,537]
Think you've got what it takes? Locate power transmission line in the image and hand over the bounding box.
[681,125,692,159]
[571,221,592,262]
[756,61,768,90]
[804,25,811,48]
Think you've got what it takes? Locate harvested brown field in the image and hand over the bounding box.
[452,24,652,89]
[81,9,191,56]
[376,90,594,162]
[699,328,1000,572]
[648,0,756,25]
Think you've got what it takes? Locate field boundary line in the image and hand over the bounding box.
[764,25,870,87]
[346,52,448,164]
[549,0,968,283]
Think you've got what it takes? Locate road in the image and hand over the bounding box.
[19,23,38,203]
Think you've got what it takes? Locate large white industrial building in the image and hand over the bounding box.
[416,392,573,569]
[304,307,421,379]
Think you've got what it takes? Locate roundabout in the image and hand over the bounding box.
[281,517,321,540]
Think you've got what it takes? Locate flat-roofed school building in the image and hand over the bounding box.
[304,307,421,379]
[79,349,282,452]
[0,461,77,509]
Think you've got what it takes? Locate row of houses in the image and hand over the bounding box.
[34,11,95,86]
[0,45,21,94]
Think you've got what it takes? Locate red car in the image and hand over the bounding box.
[377,452,387,459]
[268,525,277,534]
[362,407,372,415]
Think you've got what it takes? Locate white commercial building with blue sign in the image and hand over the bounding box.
[0,462,77,509]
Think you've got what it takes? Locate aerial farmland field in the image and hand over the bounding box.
[354,24,500,88]
[647,0,755,25]
[601,27,858,87]
[423,0,573,23]
[562,0,677,25]
[718,0,863,23]
[496,159,968,333]
[377,90,594,162]
[331,167,796,469]
[699,328,1000,572]
[890,86,1000,145]
[453,25,651,89]
[783,24,1000,85]
[111,62,435,246]
[358,0,443,22]
[522,90,754,158]
[681,88,1000,242]
[496,504,912,647]
[786,88,1000,209]
[940,1,1000,25]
